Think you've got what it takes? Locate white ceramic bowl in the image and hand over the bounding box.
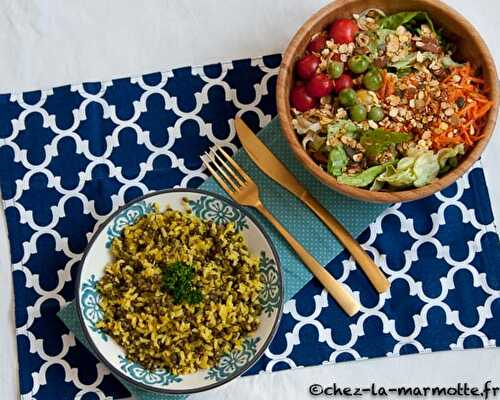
[75,188,283,395]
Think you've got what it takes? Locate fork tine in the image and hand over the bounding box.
[216,146,252,182]
[201,154,235,194]
[205,151,240,191]
[211,148,245,187]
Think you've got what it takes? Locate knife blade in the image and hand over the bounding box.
[234,117,389,293]
[234,118,309,200]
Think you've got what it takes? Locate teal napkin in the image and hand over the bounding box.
[58,118,386,399]
[201,118,386,299]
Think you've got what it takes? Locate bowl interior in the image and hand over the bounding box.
[76,189,283,394]
[277,0,499,203]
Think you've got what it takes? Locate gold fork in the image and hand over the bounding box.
[202,146,360,317]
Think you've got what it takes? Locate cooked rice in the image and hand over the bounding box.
[96,205,263,375]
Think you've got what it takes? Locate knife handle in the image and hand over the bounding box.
[301,192,390,294]
[255,202,360,317]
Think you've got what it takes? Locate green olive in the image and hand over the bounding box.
[363,68,383,91]
[368,106,385,121]
[327,61,344,79]
[338,88,358,106]
[348,55,370,74]
[349,104,367,122]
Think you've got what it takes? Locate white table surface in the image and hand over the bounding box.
[0,1,499,399]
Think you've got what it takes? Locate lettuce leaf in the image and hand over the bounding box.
[337,163,393,187]
[389,52,436,70]
[441,55,463,69]
[377,164,417,188]
[413,152,440,187]
[375,28,395,50]
[327,144,348,177]
[360,129,413,159]
[437,143,465,171]
[327,120,358,139]
[375,150,441,188]
[369,144,464,190]
[379,11,435,33]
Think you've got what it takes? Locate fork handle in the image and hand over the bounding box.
[302,192,390,294]
[255,203,360,317]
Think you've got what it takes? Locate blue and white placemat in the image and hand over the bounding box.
[0,54,499,400]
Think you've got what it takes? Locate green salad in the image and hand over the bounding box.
[290,8,492,191]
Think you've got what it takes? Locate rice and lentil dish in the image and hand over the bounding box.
[290,9,493,190]
[96,205,263,375]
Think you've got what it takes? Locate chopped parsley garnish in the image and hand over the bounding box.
[162,261,202,305]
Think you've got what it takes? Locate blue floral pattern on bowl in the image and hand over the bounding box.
[188,196,249,231]
[118,356,182,386]
[205,336,261,382]
[80,275,108,342]
[105,201,156,247]
[258,251,281,317]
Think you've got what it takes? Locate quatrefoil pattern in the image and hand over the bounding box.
[0,54,499,400]
[247,168,500,374]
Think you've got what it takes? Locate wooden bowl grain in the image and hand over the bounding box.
[277,0,499,203]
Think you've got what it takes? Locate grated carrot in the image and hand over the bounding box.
[432,63,493,150]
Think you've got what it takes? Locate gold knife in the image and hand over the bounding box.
[234,117,390,293]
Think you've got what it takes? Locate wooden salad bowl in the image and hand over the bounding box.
[277,0,499,203]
